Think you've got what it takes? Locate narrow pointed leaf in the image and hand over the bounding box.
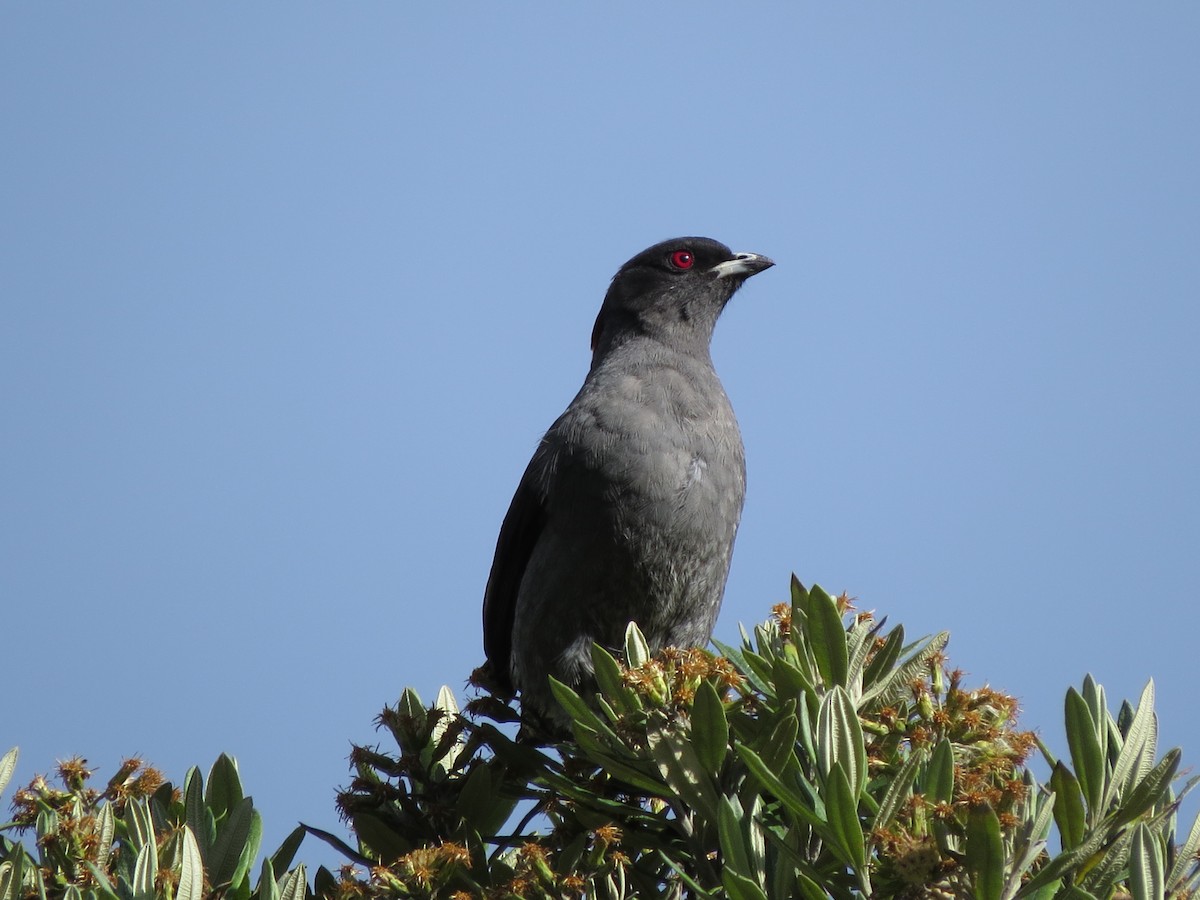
[737,743,826,830]
[722,870,768,900]
[1065,688,1105,818]
[816,686,866,798]
[183,767,210,859]
[691,679,729,774]
[965,804,1005,900]
[176,826,204,900]
[806,584,848,687]
[268,826,306,878]
[82,865,122,900]
[825,764,866,870]
[1105,680,1155,811]
[590,643,627,702]
[256,859,279,900]
[277,865,307,900]
[125,799,154,852]
[718,798,753,880]
[95,802,116,866]
[0,749,16,796]
[208,797,255,887]
[927,738,955,805]
[1006,788,1057,894]
[1050,761,1085,850]
[131,841,157,900]
[648,728,720,823]
[860,631,949,707]
[862,625,904,692]
[624,621,651,667]
[1115,749,1180,827]
[1081,825,1135,897]
[548,678,619,741]
[205,754,244,821]
[1129,822,1164,900]
[843,616,876,700]
[872,747,922,836]
[1167,804,1200,889]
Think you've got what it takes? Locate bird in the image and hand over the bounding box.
[482,236,774,730]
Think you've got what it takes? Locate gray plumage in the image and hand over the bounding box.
[482,237,774,729]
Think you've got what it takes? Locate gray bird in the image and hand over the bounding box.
[482,237,774,729]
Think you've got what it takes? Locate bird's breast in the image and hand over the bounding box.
[548,356,746,548]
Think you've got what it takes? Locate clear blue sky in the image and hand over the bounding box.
[3,5,1198,873]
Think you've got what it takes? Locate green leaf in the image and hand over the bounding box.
[722,870,768,900]
[457,764,518,836]
[1081,823,1135,897]
[965,804,1005,900]
[772,649,816,704]
[183,768,212,861]
[691,680,729,775]
[861,625,904,692]
[205,754,244,822]
[1050,761,1085,850]
[718,797,754,880]
[349,813,406,862]
[1009,785,1057,887]
[860,631,949,707]
[1167,803,1200,891]
[82,865,121,900]
[927,737,955,805]
[789,574,808,613]
[277,865,307,900]
[713,639,772,695]
[1064,687,1105,820]
[843,615,876,699]
[94,801,116,867]
[256,859,279,900]
[624,621,651,668]
[1015,825,1111,897]
[548,678,620,741]
[872,747,922,837]
[208,797,255,887]
[755,710,799,775]
[1114,748,1180,828]
[824,764,865,872]
[131,841,157,900]
[816,686,866,798]
[2,848,27,900]
[267,826,306,879]
[312,866,336,900]
[176,826,204,900]
[124,798,154,852]
[590,643,627,702]
[0,749,16,796]
[431,685,462,771]
[647,727,720,823]
[1054,889,1101,900]
[1105,680,1156,812]
[806,584,849,687]
[737,743,825,831]
[1129,821,1164,900]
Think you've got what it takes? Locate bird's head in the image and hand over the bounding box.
[590,237,774,360]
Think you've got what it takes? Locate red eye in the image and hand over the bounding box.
[671,250,694,270]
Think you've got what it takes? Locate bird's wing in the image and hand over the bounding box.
[482,457,547,690]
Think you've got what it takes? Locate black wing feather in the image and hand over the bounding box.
[482,463,547,690]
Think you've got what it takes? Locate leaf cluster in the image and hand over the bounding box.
[332,580,1200,900]
[4,580,1197,900]
[0,751,312,900]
